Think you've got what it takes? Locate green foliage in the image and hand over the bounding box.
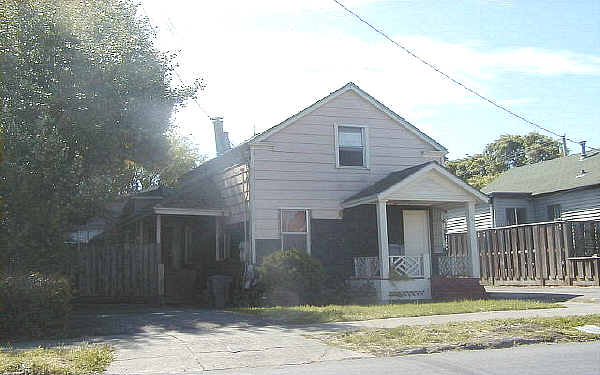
[0,344,113,375]
[447,133,562,189]
[0,273,72,339]
[0,0,202,269]
[258,250,326,305]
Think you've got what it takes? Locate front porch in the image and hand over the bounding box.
[341,162,489,302]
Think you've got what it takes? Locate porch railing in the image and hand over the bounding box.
[432,254,472,277]
[353,257,380,279]
[353,255,428,279]
[389,255,425,278]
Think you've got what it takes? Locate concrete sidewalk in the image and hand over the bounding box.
[103,300,598,373]
[8,289,599,374]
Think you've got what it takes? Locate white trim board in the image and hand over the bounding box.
[153,207,226,216]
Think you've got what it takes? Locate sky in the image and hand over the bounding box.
[141,0,600,159]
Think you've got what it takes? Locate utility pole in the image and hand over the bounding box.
[561,135,568,156]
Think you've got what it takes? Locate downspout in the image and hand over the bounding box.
[249,146,257,264]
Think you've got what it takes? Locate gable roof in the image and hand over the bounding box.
[182,82,447,183]
[482,152,600,196]
[249,82,447,152]
[343,161,488,207]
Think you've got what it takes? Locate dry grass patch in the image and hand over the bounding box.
[318,315,600,356]
[236,299,563,324]
[0,344,113,375]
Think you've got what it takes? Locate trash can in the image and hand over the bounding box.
[207,275,233,308]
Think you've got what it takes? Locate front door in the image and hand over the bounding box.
[402,210,430,256]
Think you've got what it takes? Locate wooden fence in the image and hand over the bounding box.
[446,221,600,286]
[72,243,164,301]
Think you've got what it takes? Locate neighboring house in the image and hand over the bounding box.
[111,82,488,302]
[447,151,600,233]
[66,200,127,244]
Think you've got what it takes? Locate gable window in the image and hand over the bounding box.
[506,207,527,226]
[336,125,367,167]
[281,209,310,253]
[547,204,561,221]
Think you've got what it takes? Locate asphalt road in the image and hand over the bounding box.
[208,342,600,375]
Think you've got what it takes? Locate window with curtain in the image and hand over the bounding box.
[280,209,309,252]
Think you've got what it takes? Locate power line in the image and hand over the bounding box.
[332,0,599,152]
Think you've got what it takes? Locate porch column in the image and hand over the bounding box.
[156,215,161,244]
[376,199,390,279]
[465,201,480,278]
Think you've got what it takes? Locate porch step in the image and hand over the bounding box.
[431,277,487,300]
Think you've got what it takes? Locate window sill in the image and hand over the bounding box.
[336,165,370,170]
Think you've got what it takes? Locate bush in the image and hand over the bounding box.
[258,250,325,306]
[0,273,72,339]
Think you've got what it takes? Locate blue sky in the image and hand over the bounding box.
[142,0,600,159]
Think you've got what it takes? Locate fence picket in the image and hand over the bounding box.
[446,220,599,286]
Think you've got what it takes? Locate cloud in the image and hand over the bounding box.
[141,1,600,156]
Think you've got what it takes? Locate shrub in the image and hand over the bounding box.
[258,250,325,306]
[0,273,72,339]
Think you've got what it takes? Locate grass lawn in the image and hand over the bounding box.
[236,299,564,324]
[0,344,113,375]
[317,315,600,356]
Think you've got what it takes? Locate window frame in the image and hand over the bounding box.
[334,124,369,169]
[280,208,311,255]
[215,217,231,261]
[505,207,527,226]
[547,204,562,221]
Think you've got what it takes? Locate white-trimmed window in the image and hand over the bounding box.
[280,209,310,253]
[335,125,368,167]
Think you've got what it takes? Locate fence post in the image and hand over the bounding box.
[533,226,545,286]
[562,222,574,286]
[158,263,165,305]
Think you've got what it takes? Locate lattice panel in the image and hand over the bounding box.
[436,255,472,277]
[353,257,380,279]
[389,256,424,278]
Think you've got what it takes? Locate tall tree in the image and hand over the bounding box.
[0,0,201,269]
[447,133,562,189]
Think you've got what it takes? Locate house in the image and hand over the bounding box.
[113,82,489,303]
[446,150,600,233]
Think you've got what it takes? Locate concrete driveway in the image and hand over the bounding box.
[69,307,370,373]
[485,285,600,303]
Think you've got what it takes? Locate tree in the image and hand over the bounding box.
[0,0,202,269]
[447,133,562,189]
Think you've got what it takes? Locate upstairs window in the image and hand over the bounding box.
[547,204,561,221]
[506,207,527,226]
[280,209,310,253]
[336,125,367,167]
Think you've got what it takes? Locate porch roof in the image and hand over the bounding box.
[342,161,489,208]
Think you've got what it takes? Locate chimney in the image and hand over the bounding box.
[580,141,587,160]
[211,117,231,156]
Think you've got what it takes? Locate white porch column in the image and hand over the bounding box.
[376,199,390,279]
[465,201,480,278]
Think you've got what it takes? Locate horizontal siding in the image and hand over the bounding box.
[446,204,493,233]
[217,164,249,225]
[253,89,442,239]
[532,187,600,222]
